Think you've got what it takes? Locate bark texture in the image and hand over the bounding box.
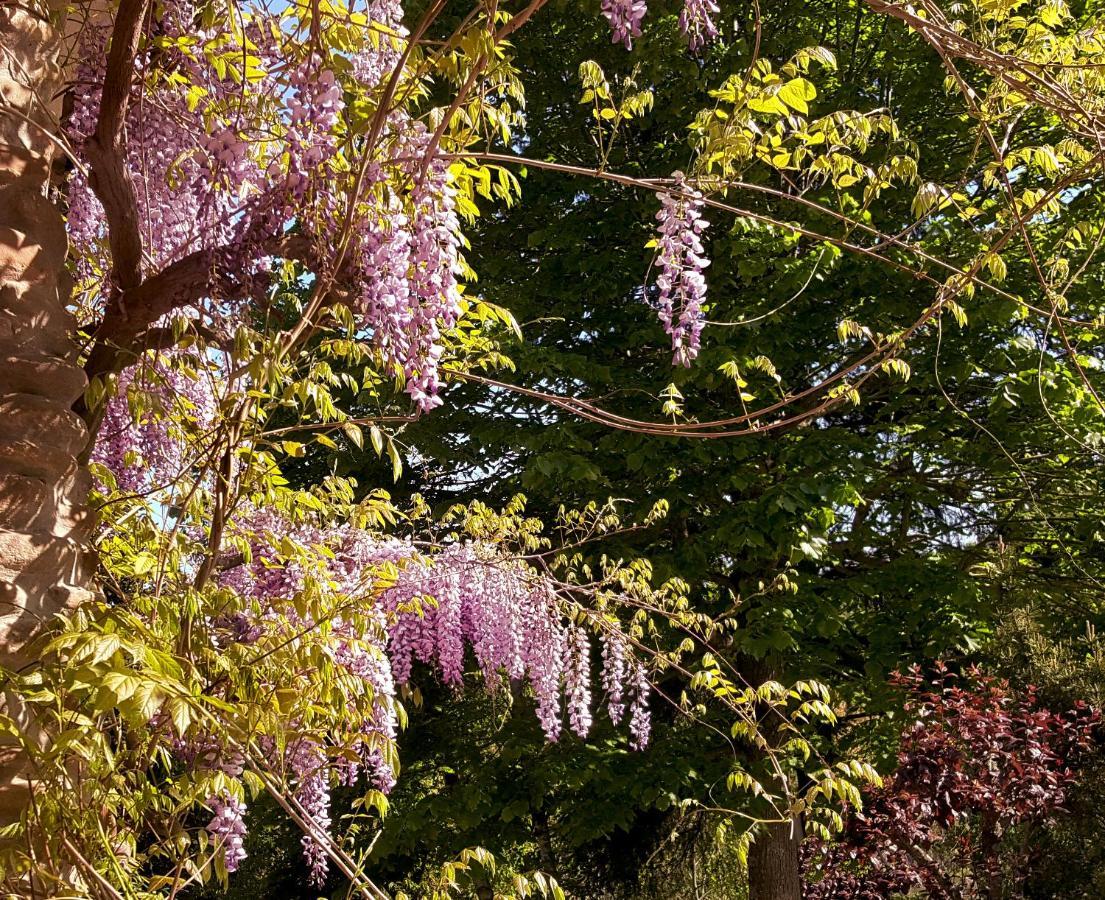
[747,819,803,900]
[743,655,804,900]
[0,1,93,823]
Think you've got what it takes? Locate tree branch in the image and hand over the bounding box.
[85,0,150,293]
[83,232,317,382]
[84,243,229,380]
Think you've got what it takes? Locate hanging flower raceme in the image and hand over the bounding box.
[204,510,653,883]
[566,628,594,738]
[352,120,467,412]
[601,630,629,726]
[601,0,719,52]
[206,795,248,873]
[91,349,218,493]
[680,0,720,53]
[287,739,332,887]
[283,65,345,202]
[629,663,652,750]
[309,171,466,415]
[602,0,648,49]
[352,0,408,88]
[653,178,710,366]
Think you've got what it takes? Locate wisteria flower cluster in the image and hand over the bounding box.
[628,662,652,750]
[63,0,677,888]
[601,629,629,725]
[602,0,648,50]
[201,511,653,884]
[67,2,267,279]
[287,739,333,886]
[352,0,408,89]
[653,179,710,366]
[680,0,721,53]
[67,0,469,412]
[91,350,217,493]
[352,119,466,412]
[206,795,248,873]
[73,0,718,435]
[602,0,720,53]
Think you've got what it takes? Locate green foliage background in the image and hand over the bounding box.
[210,0,1105,896]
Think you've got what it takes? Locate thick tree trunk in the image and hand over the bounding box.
[747,819,803,900]
[0,2,94,823]
[744,656,804,900]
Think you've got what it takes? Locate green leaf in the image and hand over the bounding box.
[778,78,816,113]
[131,553,157,577]
[343,422,364,450]
[388,439,403,482]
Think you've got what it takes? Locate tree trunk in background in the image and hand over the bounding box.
[744,656,804,900]
[747,819,803,900]
[0,2,94,823]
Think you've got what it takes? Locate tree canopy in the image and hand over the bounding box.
[2,0,1105,897]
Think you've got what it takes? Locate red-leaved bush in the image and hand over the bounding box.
[803,665,1100,899]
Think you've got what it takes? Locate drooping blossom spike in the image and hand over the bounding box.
[680,0,720,53]
[283,65,345,201]
[353,120,466,412]
[92,350,217,493]
[653,177,710,366]
[288,739,332,887]
[603,0,648,50]
[629,664,651,750]
[206,795,248,872]
[333,634,400,793]
[566,627,593,738]
[217,514,651,750]
[601,629,629,725]
[353,1,408,88]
